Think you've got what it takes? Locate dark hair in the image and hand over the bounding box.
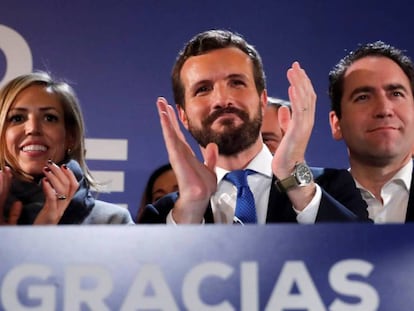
[171,29,266,109]
[267,96,291,109]
[136,163,173,222]
[144,163,173,204]
[328,41,414,118]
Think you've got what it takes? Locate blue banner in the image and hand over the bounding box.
[1,224,412,310]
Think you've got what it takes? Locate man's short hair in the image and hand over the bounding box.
[172,29,266,109]
[328,41,414,118]
[267,96,291,109]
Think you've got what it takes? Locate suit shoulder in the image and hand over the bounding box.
[84,200,134,224]
[138,192,179,224]
[311,167,353,182]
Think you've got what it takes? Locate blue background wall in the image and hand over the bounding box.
[1,0,413,218]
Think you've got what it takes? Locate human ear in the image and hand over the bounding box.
[261,90,268,117]
[329,111,343,140]
[176,105,189,130]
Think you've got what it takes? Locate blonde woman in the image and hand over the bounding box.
[0,71,133,225]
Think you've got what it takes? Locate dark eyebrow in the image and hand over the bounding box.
[384,83,408,93]
[152,189,167,197]
[227,73,248,80]
[348,86,375,100]
[348,83,410,100]
[189,79,211,94]
[189,73,249,92]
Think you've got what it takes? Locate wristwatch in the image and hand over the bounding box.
[275,162,313,192]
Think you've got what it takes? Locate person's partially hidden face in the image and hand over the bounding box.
[261,105,284,154]
[330,56,414,166]
[151,169,178,202]
[5,85,71,176]
[178,47,266,156]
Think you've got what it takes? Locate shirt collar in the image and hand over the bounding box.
[215,144,273,183]
[354,160,413,192]
[390,160,413,190]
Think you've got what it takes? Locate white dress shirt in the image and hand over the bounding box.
[167,144,321,224]
[354,161,412,223]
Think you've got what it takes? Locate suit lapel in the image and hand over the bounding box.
[405,165,414,222]
[205,203,215,223]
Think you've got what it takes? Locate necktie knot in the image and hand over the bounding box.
[224,169,256,224]
[225,169,252,189]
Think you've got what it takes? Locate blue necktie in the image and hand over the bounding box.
[225,169,257,224]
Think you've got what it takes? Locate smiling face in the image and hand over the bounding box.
[5,85,71,176]
[330,56,414,166]
[178,47,266,156]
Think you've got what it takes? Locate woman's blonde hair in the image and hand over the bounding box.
[0,71,96,186]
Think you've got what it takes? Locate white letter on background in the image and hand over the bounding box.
[183,261,235,311]
[2,264,55,311]
[64,265,112,311]
[0,25,32,88]
[240,262,259,311]
[329,259,379,311]
[265,261,326,311]
[121,264,178,311]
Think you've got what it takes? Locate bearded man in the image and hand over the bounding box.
[139,29,368,224]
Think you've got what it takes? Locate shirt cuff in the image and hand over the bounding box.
[294,184,321,224]
[166,210,177,225]
[166,209,206,224]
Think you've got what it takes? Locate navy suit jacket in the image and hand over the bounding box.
[397,165,414,222]
[139,167,369,223]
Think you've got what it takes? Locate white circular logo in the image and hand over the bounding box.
[0,25,33,88]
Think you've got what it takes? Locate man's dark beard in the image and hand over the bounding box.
[187,105,262,156]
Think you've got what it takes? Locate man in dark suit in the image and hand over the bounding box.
[140,167,368,223]
[259,97,367,220]
[140,29,368,224]
[329,41,414,223]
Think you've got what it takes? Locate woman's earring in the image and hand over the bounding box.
[67,148,72,156]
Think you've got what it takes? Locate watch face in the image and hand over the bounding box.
[296,163,313,184]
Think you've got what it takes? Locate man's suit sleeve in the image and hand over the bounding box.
[313,168,370,222]
[316,189,363,222]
